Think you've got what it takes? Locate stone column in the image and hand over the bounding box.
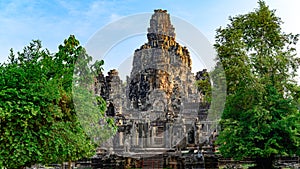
[165,123,170,148]
[195,119,201,145]
[119,132,123,146]
[139,124,143,148]
[130,122,135,147]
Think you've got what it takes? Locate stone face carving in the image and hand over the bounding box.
[95,9,214,155]
[129,9,197,113]
[95,69,124,115]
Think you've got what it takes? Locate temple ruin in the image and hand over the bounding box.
[91,9,218,168]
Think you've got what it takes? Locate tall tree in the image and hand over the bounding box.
[52,36,97,167]
[0,40,68,168]
[0,36,115,168]
[215,1,300,168]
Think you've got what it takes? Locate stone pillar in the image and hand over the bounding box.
[136,125,139,147]
[139,124,143,148]
[165,123,170,148]
[195,121,201,145]
[131,123,136,146]
[146,124,151,148]
[142,124,145,148]
[119,132,123,146]
[151,127,155,145]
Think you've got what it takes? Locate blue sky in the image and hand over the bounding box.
[1,0,299,79]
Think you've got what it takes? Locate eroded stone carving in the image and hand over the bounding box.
[94,9,216,157]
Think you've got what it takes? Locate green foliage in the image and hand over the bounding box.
[218,85,300,159]
[195,70,212,103]
[0,41,62,168]
[73,85,116,145]
[207,62,227,122]
[215,1,300,167]
[67,36,117,145]
[91,60,104,76]
[0,35,115,168]
[195,69,226,122]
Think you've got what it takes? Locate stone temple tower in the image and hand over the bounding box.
[128,9,199,118]
[97,10,209,154]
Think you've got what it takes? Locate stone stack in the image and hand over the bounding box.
[128,9,199,117]
[94,9,212,155]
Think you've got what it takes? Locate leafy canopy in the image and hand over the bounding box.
[0,36,115,168]
[215,1,300,163]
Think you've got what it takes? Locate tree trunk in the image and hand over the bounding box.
[68,160,72,169]
[253,156,274,169]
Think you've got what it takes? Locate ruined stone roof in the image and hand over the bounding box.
[147,9,175,38]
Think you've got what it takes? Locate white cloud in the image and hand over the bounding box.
[1,0,300,72]
[109,13,122,22]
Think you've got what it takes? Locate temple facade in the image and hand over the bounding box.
[94,9,216,158]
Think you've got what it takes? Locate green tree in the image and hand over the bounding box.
[195,69,212,103]
[0,40,71,168]
[215,1,300,168]
[51,36,96,167]
[48,35,116,166]
[0,36,114,168]
[64,36,116,146]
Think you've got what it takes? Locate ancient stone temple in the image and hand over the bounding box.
[93,9,218,168]
[129,9,198,115]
